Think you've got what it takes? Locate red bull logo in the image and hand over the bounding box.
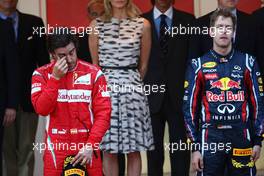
[210,80,224,89]
[226,91,244,101]
[210,77,241,90]
[207,91,225,102]
[207,91,244,102]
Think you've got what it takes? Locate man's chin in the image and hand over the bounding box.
[222,5,236,10]
[219,45,229,49]
[217,41,231,49]
[226,4,236,10]
[68,65,76,71]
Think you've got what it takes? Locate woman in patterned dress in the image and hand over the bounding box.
[89,0,154,175]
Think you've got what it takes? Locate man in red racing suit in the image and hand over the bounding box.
[31,30,111,176]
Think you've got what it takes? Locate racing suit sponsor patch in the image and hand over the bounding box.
[73,73,91,85]
[32,83,41,88]
[231,73,243,79]
[65,169,85,176]
[203,69,217,73]
[58,129,67,134]
[258,77,263,84]
[70,129,78,134]
[217,103,236,114]
[52,128,58,134]
[206,91,244,102]
[31,83,42,94]
[31,87,41,94]
[57,89,91,103]
[202,62,217,68]
[259,86,263,92]
[62,156,87,176]
[192,59,199,67]
[210,77,241,90]
[220,57,228,63]
[205,73,218,80]
[233,148,252,156]
[184,81,189,88]
[232,159,254,168]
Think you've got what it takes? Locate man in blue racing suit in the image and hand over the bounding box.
[183,9,264,176]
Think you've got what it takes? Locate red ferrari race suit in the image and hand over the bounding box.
[31,59,111,176]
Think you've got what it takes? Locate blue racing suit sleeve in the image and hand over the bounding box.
[245,54,264,146]
[183,58,203,144]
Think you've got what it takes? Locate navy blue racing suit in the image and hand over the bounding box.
[183,49,264,176]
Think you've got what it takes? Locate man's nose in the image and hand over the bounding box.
[65,55,73,62]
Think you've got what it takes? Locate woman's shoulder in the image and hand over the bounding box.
[131,16,150,25]
[95,17,104,23]
[131,16,144,22]
[130,17,151,28]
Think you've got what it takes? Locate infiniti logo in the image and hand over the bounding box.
[217,103,235,114]
[234,65,241,70]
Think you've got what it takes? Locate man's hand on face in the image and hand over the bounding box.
[3,108,16,126]
[52,56,68,80]
[192,151,204,172]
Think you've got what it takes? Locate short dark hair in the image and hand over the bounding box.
[210,9,237,31]
[47,27,78,53]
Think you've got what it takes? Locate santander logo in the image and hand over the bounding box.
[57,89,91,103]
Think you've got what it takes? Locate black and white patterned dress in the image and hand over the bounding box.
[97,17,154,153]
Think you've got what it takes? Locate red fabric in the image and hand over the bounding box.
[46,0,194,28]
[237,0,262,13]
[46,0,261,28]
[174,0,194,14]
[133,0,194,14]
[245,69,257,121]
[46,0,90,28]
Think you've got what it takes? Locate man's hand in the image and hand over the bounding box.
[71,145,93,166]
[192,151,204,172]
[251,145,261,162]
[3,108,16,126]
[52,57,68,80]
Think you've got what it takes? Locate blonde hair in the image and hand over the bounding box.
[102,0,139,22]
